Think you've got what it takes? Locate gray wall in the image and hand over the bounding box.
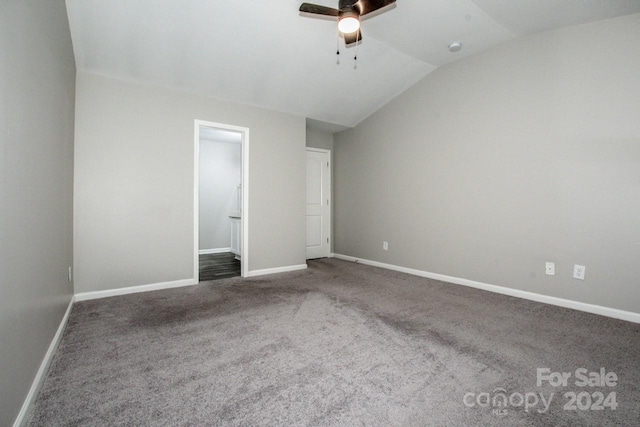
[199,140,241,251]
[306,127,335,253]
[74,72,306,293]
[306,127,334,153]
[334,14,640,313]
[0,1,75,424]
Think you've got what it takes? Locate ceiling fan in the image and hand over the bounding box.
[299,0,397,45]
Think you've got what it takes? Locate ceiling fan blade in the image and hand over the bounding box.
[357,0,396,16]
[299,3,340,17]
[344,30,363,45]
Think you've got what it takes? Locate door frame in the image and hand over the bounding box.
[306,147,332,259]
[194,119,250,280]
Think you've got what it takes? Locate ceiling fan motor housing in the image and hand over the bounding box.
[299,0,396,44]
[339,10,360,22]
[339,0,360,13]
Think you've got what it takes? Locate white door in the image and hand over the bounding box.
[306,148,331,259]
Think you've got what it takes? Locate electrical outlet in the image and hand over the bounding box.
[383,241,389,251]
[545,262,555,276]
[573,264,586,280]
[68,266,72,283]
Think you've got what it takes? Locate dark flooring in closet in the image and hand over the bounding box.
[199,252,240,281]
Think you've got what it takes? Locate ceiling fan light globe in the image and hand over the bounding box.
[338,16,360,33]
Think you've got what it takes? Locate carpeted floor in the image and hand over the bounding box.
[28,258,639,426]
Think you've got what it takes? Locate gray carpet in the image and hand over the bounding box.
[28,258,639,426]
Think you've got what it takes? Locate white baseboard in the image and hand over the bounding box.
[333,254,640,324]
[246,264,308,277]
[13,297,74,427]
[74,278,197,302]
[199,247,231,255]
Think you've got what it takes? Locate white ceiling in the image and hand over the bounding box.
[65,0,640,131]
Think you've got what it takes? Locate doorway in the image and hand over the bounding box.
[306,148,331,259]
[194,120,249,281]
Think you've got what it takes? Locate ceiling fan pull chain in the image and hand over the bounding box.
[336,31,341,64]
[353,28,360,68]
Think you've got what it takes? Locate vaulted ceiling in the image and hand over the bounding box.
[66,0,640,131]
